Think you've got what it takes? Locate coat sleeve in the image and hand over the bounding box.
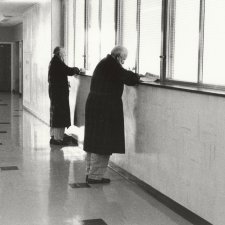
[117,65,140,86]
[59,60,80,76]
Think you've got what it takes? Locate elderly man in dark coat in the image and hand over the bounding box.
[48,46,80,145]
[84,46,141,184]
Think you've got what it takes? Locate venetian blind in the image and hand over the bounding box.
[139,0,162,75]
[74,0,85,68]
[170,0,200,82]
[100,0,116,59]
[203,0,225,85]
[67,0,75,66]
[121,0,138,71]
[86,0,101,72]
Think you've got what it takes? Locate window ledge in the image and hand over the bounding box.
[139,80,225,97]
[77,73,92,77]
[78,74,225,97]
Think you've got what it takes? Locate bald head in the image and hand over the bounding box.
[111,46,128,65]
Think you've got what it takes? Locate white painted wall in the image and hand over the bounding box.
[23,1,51,123]
[74,77,225,225]
[110,85,225,225]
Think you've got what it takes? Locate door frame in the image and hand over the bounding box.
[0,42,13,92]
[19,41,23,94]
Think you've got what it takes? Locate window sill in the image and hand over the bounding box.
[77,73,92,77]
[78,74,225,97]
[140,80,225,97]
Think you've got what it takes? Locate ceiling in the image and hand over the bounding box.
[0,0,40,27]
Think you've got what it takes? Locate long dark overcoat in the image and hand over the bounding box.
[83,54,140,155]
[48,55,80,128]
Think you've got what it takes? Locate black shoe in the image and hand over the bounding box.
[71,138,78,146]
[63,134,72,142]
[63,135,78,146]
[50,138,54,144]
[50,138,57,144]
[87,178,111,184]
[50,139,65,145]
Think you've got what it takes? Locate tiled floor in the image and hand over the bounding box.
[0,93,193,225]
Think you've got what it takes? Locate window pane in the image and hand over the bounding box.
[168,0,200,82]
[139,0,162,75]
[121,0,137,70]
[101,0,116,59]
[67,0,75,66]
[203,0,225,86]
[75,0,85,68]
[86,0,101,72]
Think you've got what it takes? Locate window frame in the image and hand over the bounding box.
[71,0,225,92]
[163,0,225,91]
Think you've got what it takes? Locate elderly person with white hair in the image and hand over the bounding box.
[84,45,141,184]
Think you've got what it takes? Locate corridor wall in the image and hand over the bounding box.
[74,76,225,225]
[23,1,51,123]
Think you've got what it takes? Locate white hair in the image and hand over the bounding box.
[111,46,128,58]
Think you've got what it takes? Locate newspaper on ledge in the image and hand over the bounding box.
[140,72,159,83]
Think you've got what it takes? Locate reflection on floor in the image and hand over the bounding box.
[0,93,193,225]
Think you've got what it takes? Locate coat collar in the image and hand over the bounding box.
[106,54,122,67]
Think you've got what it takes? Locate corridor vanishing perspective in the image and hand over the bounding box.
[0,93,193,225]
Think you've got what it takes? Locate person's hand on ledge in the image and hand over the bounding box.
[79,68,86,75]
[139,72,159,82]
[138,74,146,78]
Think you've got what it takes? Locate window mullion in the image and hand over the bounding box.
[197,0,205,84]
[164,0,174,81]
[160,0,168,81]
[84,0,88,70]
[116,0,123,45]
[99,0,102,59]
[136,0,141,73]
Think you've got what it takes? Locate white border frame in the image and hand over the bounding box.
[0,42,13,92]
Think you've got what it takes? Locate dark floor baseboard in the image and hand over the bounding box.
[109,161,212,225]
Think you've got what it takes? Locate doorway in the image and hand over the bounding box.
[0,43,11,91]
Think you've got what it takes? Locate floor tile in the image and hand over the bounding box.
[0,166,19,171]
[81,219,107,225]
[69,183,91,188]
[0,93,194,225]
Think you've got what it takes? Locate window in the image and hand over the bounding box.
[74,0,85,68]
[167,0,200,82]
[120,0,138,71]
[72,0,225,90]
[100,0,116,59]
[64,0,75,66]
[86,0,101,72]
[139,0,162,75]
[166,0,225,89]
[203,0,225,86]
